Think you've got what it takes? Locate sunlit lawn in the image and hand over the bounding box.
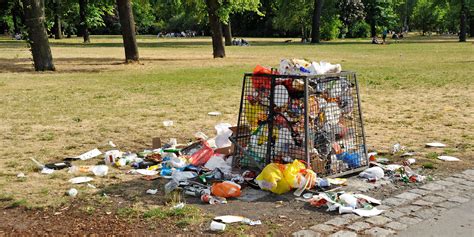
[0,34,473,207]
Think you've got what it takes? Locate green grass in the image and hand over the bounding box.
[425,152,439,160]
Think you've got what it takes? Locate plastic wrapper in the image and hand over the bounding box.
[188,141,214,166]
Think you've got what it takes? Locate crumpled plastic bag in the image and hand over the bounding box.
[255,163,289,194]
[204,154,232,173]
[215,123,233,148]
[359,166,385,180]
[211,181,241,198]
[255,160,309,194]
[188,141,214,166]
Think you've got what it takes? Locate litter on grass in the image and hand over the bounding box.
[425,142,446,148]
[437,156,460,161]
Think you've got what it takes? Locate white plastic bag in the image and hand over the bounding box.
[215,123,233,148]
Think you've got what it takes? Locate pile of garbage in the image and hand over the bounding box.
[240,59,365,176]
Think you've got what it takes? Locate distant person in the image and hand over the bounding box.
[382,29,387,44]
[371,36,380,44]
[14,33,22,40]
[240,38,249,46]
[392,32,399,42]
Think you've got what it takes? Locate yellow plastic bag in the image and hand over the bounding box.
[283,160,306,188]
[256,160,308,194]
[255,163,291,194]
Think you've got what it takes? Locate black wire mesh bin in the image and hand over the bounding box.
[232,71,368,177]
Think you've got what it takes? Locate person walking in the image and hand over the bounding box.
[382,29,388,44]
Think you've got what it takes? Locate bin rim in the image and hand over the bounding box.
[244,71,355,79]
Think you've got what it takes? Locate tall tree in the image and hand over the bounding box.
[53,0,62,39]
[117,0,139,62]
[311,0,323,43]
[460,0,467,41]
[79,0,89,42]
[223,21,232,46]
[23,0,55,71]
[411,0,444,35]
[206,0,225,58]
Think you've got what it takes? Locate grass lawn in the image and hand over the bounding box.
[0,35,473,214]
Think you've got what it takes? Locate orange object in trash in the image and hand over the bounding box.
[251,65,272,89]
[211,181,241,198]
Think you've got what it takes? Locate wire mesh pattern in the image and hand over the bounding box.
[232,72,368,177]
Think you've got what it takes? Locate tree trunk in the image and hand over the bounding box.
[117,0,139,62]
[12,6,20,34]
[205,0,225,58]
[53,0,62,39]
[223,21,232,46]
[469,14,474,37]
[370,17,376,38]
[459,0,466,42]
[311,0,323,43]
[22,0,55,71]
[79,0,90,43]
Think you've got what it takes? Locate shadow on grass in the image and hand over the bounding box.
[0,56,210,73]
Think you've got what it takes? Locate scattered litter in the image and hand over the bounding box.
[359,167,384,181]
[69,165,109,176]
[437,156,460,161]
[194,131,208,141]
[172,202,185,210]
[104,150,122,165]
[208,111,222,116]
[309,191,383,216]
[146,189,158,195]
[135,169,159,176]
[214,215,262,226]
[69,177,93,184]
[210,221,226,231]
[215,123,232,148]
[376,157,390,164]
[391,143,406,154]
[45,161,71,170]
[87,183,96,189]
[353,207,384,217]
[75,148,102,161]
[405,158,416,165]
[303,193,313,199]
[41,167,55,175]
[108,141,117,148]
[67,188,78,197]
[401,152,415,157]
[204,155,231,173]
[163,120,174,127]
[91,165,109,176]
[211,181,241,198]
[17,173,26,178]
[426,142,446,148]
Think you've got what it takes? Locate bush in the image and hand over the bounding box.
[321,16,342,40]
[348,21,370,38]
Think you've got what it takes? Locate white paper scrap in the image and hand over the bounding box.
[438,156,460,161]
[76,148,102,160]
[353,207,384,217]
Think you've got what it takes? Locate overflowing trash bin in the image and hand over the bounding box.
[232,59,368,177]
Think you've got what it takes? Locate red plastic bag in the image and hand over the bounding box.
[251,65,272,90]
[188,141,214,166]
[211,181,241,198]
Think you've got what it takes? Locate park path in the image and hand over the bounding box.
[292,169,474,237]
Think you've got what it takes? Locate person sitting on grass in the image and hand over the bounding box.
[372,36,380,44]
